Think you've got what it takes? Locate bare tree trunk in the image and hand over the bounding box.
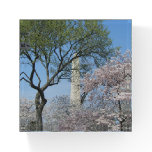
[35,92,45,131]
[81,92,87,104]
[36,108,43,131]
[118,100,123,131]
[119,120,123,131]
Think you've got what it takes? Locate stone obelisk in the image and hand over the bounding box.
[70,55,81,105]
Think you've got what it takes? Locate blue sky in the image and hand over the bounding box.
[103,20,132,53]
[20,20,132,100]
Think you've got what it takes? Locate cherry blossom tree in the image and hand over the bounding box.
[43,96,120,131]
[82,50,132,131]
[20,98,36,131]
[20,96,120,131]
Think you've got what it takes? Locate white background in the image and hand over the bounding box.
[0,0,152,152]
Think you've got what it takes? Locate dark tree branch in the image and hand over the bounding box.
[35,70,41,87]
[81,92,88,104]
[41,54,80,91]
[54,49,61,61]
[59,46,63,59]
[24,51,33,63]
[20,72,30,80]
[20,77,31,84]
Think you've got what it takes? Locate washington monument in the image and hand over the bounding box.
[70,55,81,105]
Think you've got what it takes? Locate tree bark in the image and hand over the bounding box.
[81,92,87,104]
[119,120,123,131]
[35,92,45,131]
[118,100,123,131]
[36,108,43,131]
